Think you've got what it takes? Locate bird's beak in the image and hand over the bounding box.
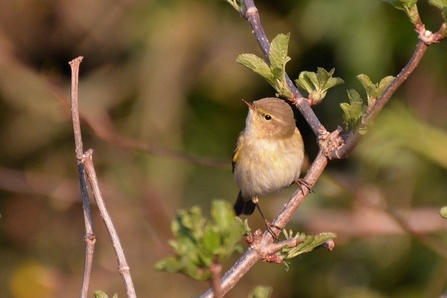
[242,99,255,111]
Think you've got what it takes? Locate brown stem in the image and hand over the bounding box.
[82,150,137,298]
[241,0,327,137]
[210,259,223,298]
[69,57,95,298]
[69,57,136,298]
[49,84,228,168]
[331,40,428,159]
[200,151,328,297]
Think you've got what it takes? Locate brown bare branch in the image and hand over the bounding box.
[69,57,136,298]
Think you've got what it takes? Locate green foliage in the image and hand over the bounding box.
[357,103,447,170]
[429,0,447,26]
[384,0,420,24]
[356,74,394,107]
[238,35,344,102]
[154,200,244,280]
[440,206,447,219]
[340,89,366,133]
[279,230,337,270]
[295,68,344,105]
[226,0,242,12]
[93,291,118,298]
[237,33,293,98]
[249,285,273,298]
[340,75,394,133]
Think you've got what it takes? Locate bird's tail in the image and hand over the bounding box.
[233,191,256,216]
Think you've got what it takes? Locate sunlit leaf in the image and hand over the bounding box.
[279,231,337,263]
[296,68,344,105]
[357,74,394,107]
[340,89,366,133]
[249,286,273,298]
[155,200,244,280]
[429,0,447,24]
[269,33,291,74]
[237,33,293,98]
[383,0,419,24]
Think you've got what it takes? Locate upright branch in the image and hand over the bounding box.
[69,57,95,298]
[241,0,327,138]
[69,57,137,298]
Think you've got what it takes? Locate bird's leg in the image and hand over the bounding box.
[294,178,314,194]
[252,196,281,240]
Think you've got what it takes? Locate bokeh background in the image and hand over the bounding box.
[1,0,447,297]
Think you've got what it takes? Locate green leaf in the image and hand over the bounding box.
[357,74,394,107]
[279,231,337,263]
[296,68,344,104]
[429,0,447,24]
[211,200,233,229]
[203,226,220,252]
[440,206,447,219]
[237,33,294,98]
[384,0,418,9]
[383,0,419,24]
[249,286,273,298]
[226,0,241,11]
[340,89,366,133]
[155,200,244,280]
[93,291,118,298]
[429,0,447,9]
[237,54,275,84]
[269,33,291,74]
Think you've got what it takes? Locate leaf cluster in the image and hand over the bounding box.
[296,68,344,105]
[93,291,118,298]
[385,0,447,34]
[279,230,336,270]
[154,200,244,280]
[237,34,294,98]
[341,75,394,133]
[237,30,397,133]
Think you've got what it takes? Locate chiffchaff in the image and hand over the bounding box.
[232,97,305,220]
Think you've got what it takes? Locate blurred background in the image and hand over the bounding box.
[0,0,447,297]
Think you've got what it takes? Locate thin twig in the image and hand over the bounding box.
[69,57,96,298]
[241,0,327,137]
[330,40,428,159]
[82,150,137,298]
[69,57,137,298]
[210,259,223,298]
[48,85,228,168]
[200,248,260,298]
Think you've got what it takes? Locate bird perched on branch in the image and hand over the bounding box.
[232,97,306,226]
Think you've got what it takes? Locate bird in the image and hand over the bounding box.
[232,97,306,224]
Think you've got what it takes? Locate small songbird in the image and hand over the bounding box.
[232,97,305,220]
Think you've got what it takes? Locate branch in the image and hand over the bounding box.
[330,40,428,159]
[69,57,95,298]
[69,57,137,298]
[201,0,446,296]
[81,150,137,298]
[200,150,328,297]
[49,84,228,169]
[241,0,327,138]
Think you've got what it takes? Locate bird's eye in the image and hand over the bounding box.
[264,114,272,120]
